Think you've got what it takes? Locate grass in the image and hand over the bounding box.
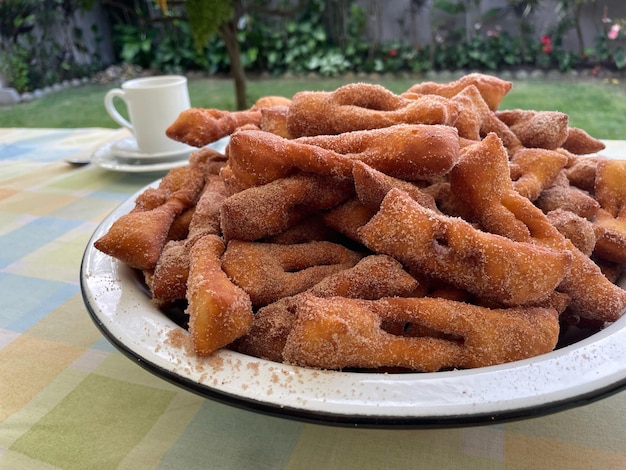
[2,75,626,139]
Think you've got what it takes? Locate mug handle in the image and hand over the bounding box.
[104,89,133,131]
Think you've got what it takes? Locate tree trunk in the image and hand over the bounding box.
[574,4,585,57]
[219,19,247,110]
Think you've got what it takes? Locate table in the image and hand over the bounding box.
[1,128,625,470]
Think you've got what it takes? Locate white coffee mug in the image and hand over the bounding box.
[104,75,191,156]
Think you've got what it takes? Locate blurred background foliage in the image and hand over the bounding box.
[1,0,625,100]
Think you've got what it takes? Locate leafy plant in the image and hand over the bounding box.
[113,23,154,68]
[0,0,101,92]
[589,25,626,70]
[0,0,37,92]
[154,20,207,73]
[0,46,30,91]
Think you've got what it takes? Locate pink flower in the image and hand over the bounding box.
[389,48,398,57]
[541,35,553,54]
[608,24,621,40]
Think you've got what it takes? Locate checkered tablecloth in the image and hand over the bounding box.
[1,128,625,470]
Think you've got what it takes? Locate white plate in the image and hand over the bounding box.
[81,180,626,427]
[110,135,195,159]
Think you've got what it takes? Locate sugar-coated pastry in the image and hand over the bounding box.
[286,82,459,137]
[221,240,362,307]
[404,72,513,111]
[94,74,626,370]
[281,294,559,371]
[186,235,254,356]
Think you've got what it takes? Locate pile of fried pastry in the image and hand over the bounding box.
[94,73,626,372]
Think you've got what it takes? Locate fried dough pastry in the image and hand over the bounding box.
[295,124,460,181]
[193,146,229,175]
[166,207,195,241]
[285,83,459,137]
[260,105,292,138]
[151,173,229,302]
[95,75,626,371]
[322,198,376,242]
[564,155,601,192]
[450,134,626,322]
[94,161,206,270]
[404,72,512,111]
[562,127,606,155]
[185,174,229,240]
[449,134,560,242]
[166,108,261,147]
[558,246,626,322]
[358,188,571,306]
[352,160,438,211]
[151,240,189,302]
[420,180,475,220]
[221,240,362,308]
[236,296,300,362]
[186,235,254,356]
[264,214,342,245]
[137,157,208,208]
[592,159,626,263]
[509,147,568,201]
[595,158,626,217]
[307,254,422,299]
[220,173,354,241]
[546,209,596,256]
[449,85,521,151]
[238,255,424,361]
[225,124,460,189]
[281,295,559,371]
[94,200,184,271]
[496,109,569,150]
[251,95,292,109]
[166,96,290,147]
[535,171,600,220]
[592,209,626,263]
[451,134,576,244]
[445,86,480,141]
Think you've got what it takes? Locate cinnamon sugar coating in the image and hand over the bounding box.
[94,159,206,270]
[224,124,460,189]
[222,240,362,308]
[186,235,254,356]
[286,83,459,137]
[94,73,626,370]
[404,72,512,111]
[281,295,559,371]
[359,188,571,306]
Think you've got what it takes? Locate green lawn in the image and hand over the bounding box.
[1,75,626,139]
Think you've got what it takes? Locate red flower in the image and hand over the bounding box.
[388,48,398,57]
[541,35,553,54]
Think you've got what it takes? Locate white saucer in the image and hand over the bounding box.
[92,139,191,173]
[110,136,195,159]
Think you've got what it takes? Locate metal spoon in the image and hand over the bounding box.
[64,156,92,167]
